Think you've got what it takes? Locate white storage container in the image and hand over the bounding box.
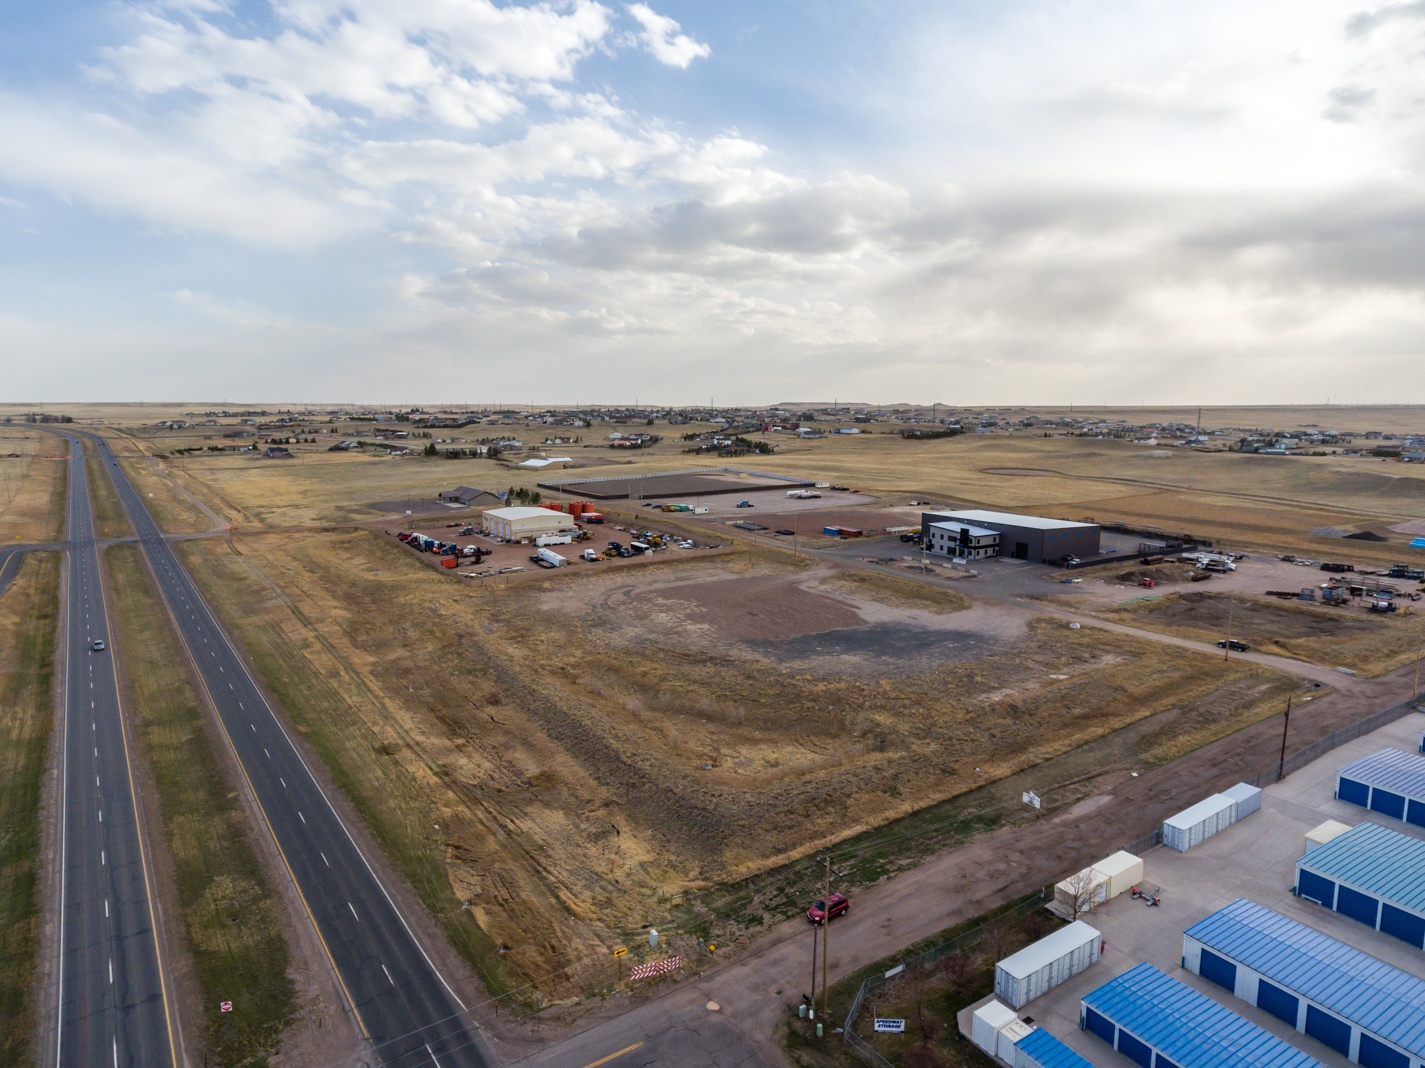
[1053,867,1107,915]
[1222,781,1262,819]
[1090,851,1144,899]
[971,1000,1018,1055]
[994,921,1102,1009]
[998,1020,1037,1062]
[1305,819,1353,853]
[1162,793,1236,852]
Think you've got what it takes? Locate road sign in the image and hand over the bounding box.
[220,1001,232,1013]
[873,1019,905,1034]
[613,947,627,957]
[1022,790,1041,810]
[629,956,682,981]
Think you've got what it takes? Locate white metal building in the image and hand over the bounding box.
[925,520,1000,559]
[481,507,576,541]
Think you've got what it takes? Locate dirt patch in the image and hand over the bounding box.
[1108,591,1380,643]
[746,621,1008,669]
[616,573,862,641]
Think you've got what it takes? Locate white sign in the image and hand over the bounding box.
[1022,791,1041,810]
[874,1019,906,1034]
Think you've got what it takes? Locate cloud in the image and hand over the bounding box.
[1323,83,1376,122]
[627,4,710,68]
[1346,0,1425,37]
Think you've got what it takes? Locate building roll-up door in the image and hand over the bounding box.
[1154,1057,1180,1068]
[1116,1030,1153,1068]
[1371,788,1407,821]
[1304,1005,1352,1055]
[1358,1034,1409,1068]
[1407,799,1425,827]
[1337,885,1381,928]
[1380,903,1425,948]
[1338,778,1370,806]
[1256,980,1299,1027]
[1083,1008,1114,1044]
[1198,949,1237,993]
[1297,869,1336,906]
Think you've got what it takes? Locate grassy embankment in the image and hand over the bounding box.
[105,545,293,1065]
[0,552,59,1068]
[172,536,513,999]
[101,431,211,534]
[85,443,131,540]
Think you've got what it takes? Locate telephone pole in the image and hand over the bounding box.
[821,856,831,1021]
[1277,693,1293,781]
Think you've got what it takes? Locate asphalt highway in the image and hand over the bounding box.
[55,434,177,1068]
[82,432,492,1068]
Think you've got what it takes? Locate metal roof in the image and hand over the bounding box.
[1298,821,1425,915]
[483,507,571,521]
[998,921,1100,980]
[1081,963,1325,1068]
[1164,794,1235,831]
[1015,1028,1100,1068]
[927,509,1096,531]
[1186,898,1425,1057]
[926,521,999,538]
[1337,748,1425,799]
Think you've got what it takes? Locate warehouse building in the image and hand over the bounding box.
[924,520,1000,559]
[439,485,502,507]
[481,506,577,541]
[1081,963,1325,1068]
[920,509,1099,564]
[1184,897,1425,1068]
[1336,748,1425,828]
[1296,822,1425,949]
[1014,1028,1101,1068]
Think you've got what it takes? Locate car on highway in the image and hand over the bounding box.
[91,639,105,651]
[807,893,849,924]
[736,500,754,508]
[1216,639,1249,651]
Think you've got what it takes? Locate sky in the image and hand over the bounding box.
[2,0,1424,405]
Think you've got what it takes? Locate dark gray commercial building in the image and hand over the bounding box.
[920,508,1099,564]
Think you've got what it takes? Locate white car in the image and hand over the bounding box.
[92,639,105,651]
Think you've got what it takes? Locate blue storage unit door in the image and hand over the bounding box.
[1408,799,1425,828]
[1304,1005,1352,1055]
[1371,788,1407,820]
[1338,777,1371,806]
[1116,1030,1153,1068]
[1155,1058,1179,1068]
[1380,903,1425,948]
[1198,949,1237,992]
[1358,1034,1409,1068]
[1084,1007,1115,1044]
[1337,885,1381,928]
[1256,980,1300,1027]
[1298,869,1336,906]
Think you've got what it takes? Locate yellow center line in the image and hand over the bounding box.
[578,1041,645,1068]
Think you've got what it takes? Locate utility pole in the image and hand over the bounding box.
[821,856,831,1022]
[1223,594,1235,661]
[809,922,818,1012]
[1277,693,1293,781]
[1415,636,1423,708]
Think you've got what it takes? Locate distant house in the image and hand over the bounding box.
[264,446,293,459]
[438,486,502,506]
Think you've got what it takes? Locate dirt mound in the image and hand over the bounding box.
[1115,565,1196,585]
[1344,530,1388,542]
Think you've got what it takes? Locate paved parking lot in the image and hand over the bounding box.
[1007,710,1425,1068]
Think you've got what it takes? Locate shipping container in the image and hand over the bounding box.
[1222,782,1262,819]
[1336,748,1425,827]
[1089,852,1143,900]
[1162,793,1236,852]
[1184,897,1425,1066]
[1304,819,1352,854]
[971,1000,1019,1056]
[1054,868,1107,916]
[995,921,1102,1009]
[1014,1028,1099,1068]
[823,526,841,536]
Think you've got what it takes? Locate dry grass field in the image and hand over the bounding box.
[173,528,1297,992]
[0,427,67,544]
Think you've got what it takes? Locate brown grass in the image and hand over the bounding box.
[85,444,131,540]
[0,427,67,544]
[820,569,970,613]
[115,454,211,534]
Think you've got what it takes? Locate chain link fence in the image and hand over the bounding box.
[1277,697,1422,781]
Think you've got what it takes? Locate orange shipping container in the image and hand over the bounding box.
[441,558,458,568]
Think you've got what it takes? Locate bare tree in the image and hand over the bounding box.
[1059,868,1102,922]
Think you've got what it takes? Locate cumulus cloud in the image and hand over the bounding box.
[626,4,711,68]
[1346,0,1425,37]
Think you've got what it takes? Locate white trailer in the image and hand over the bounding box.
[536,548,566,567]
[535,533,573,546]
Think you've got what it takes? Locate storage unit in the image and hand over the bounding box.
[1162,793,1237,852]
[1091,852,1144,900]
[1223,781,1262,819]
[1296,821,1425,949]
[996,921,1102,1009]
[1000,1020,1037,1062]
[1184,897,1425,1068]
[1054,868,1108,916]
[1014,1028,1101,1068]
[1306,820,1353,853]
[1080,963,1326,1068]
[1336,748,1425,827]
[973,1000,1019,1056]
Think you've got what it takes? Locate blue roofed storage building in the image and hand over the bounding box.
[1184,897,1425,1068]
[1295,822,1425,949]
[1015,1027,1101,1068]
[1336,749,1425,827]
[1081,963,1325,1068]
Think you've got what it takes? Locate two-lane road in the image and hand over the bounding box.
[83,433,492,1068]
[55,434,177,1068]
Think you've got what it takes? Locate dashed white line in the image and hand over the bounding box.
[348,902,359,922]
[298,811,306,824]
[280,778,286,788]
[321,852,329,867]
[382,964,394,985]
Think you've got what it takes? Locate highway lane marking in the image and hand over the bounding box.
[105,899,109,917]
[425,1043,444,1067]
[298,811,305,824]
[348,902,359,922]
[382,964,393,985]
[109,958,113,984]
[101,850,105,865]
[577,1041,645,1068]
[321,852,329,867]
[280,778,286,788]
[264,748,270,758]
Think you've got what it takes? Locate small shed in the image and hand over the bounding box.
[1090,852,1143,899]
[1054,867,1107,915]
[1304,819,1352,854]
[971,999,1019,1056]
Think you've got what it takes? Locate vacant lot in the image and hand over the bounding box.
[0,552,58,1067]
[0,427,67,544]
[172,529,1296,996]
